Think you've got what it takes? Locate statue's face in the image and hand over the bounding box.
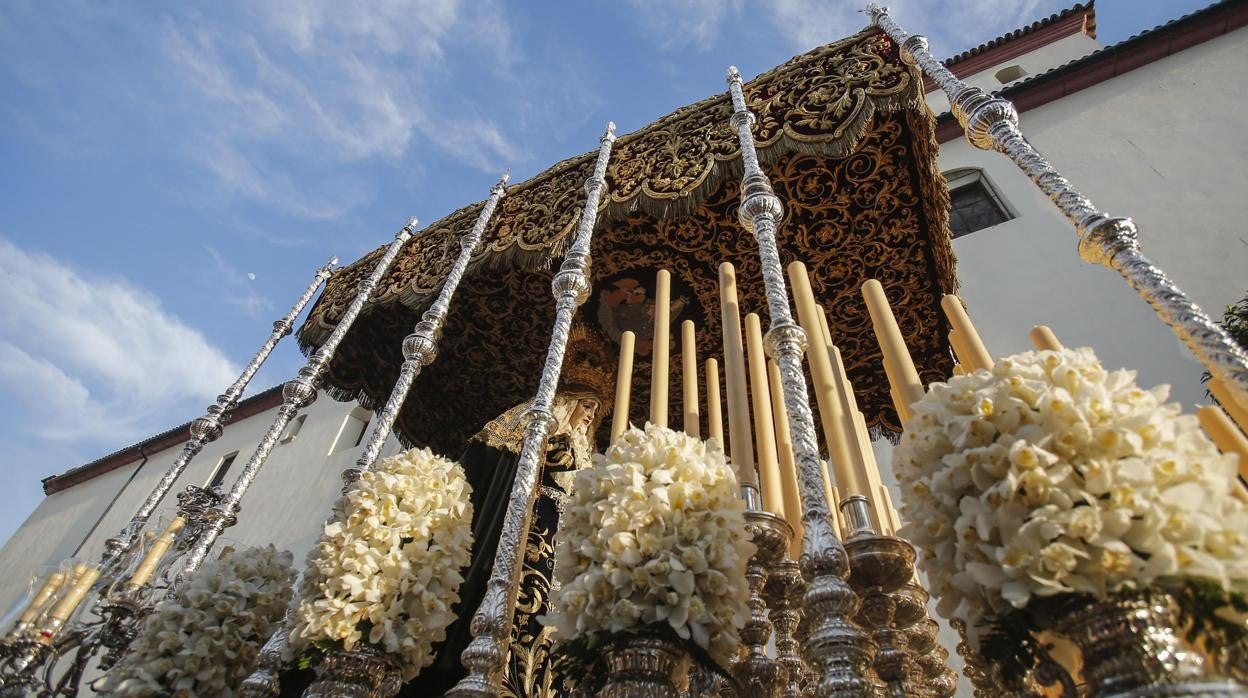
[571,398,599,431]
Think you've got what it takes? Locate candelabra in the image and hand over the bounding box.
[735,511,791,698]
[866,3,1248,405]
[38,586,148,697]
[840,495,917,698]
[0,637,52,697]
[448,122,616,698]
[726,65,873,696]
[763,557,810,698]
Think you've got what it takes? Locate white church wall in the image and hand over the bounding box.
[924,30,1102,115]
[938,25,1248,412]
[0,392,399,615]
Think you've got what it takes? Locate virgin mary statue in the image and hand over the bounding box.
[402,327,614,697]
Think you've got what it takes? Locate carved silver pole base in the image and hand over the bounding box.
[0,638,50,697]
[764,559,810,698]
[736,511,791,698]
[844,534,916,698]
[303,644,401,698]
[1048,589,1247,698]
[599,636,687,698]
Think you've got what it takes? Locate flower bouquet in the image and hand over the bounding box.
[547,423,753,696]
[96,544,296,697]
[287,446,473,695]
[894,347,1248,695]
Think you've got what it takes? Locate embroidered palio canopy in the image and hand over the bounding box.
[297,28,957,455]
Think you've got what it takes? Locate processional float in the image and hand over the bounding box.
[4,4,1248,697]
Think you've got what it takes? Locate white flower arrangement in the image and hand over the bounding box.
[97,544,296,697]
[287,446,473,681]
[894,347,1248,627]
[547,423,753,667]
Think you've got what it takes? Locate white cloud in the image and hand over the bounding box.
[0,237,238,443]
[624,0,744,49]
[151,0,520,218]
[768,0,1058,58]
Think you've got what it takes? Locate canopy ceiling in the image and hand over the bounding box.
[297,28,957,455]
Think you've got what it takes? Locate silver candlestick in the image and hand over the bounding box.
[867,3,1248,404]
[725,65,873,696]
[447,122,617,698]
[735,510,791,698]
[764,557,810,698]
[176,220,418,583]
[840,496,915,698]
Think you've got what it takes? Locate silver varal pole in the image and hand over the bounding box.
[98,256,337,579]
[340,173,509,488]
[867,3,1248,404]
[727,66,875,696]
[449,122,616,698]
[242,178,507,697]
[238,176,509,698]
[175,218,419,582]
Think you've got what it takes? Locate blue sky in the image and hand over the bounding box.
[0,0,1214,543]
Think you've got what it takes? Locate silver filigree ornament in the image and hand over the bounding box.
[726,64,875,697]
[447,123,617,698]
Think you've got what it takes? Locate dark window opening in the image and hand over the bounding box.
[207,452,238,490]
[946,170,1013,238]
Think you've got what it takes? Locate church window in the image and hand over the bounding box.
[995,64,1028,84]
[330,406,372,453]
[206,452,238,490]
[945,168,1013,238]
[280,414,307,443]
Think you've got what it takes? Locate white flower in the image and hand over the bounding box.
[97,545,296,697]
[546,423,754,667]
[894,347,1248,629]
[286,447,473,681]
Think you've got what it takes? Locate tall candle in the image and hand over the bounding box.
[1029,325,1063,351]
[829,484,845,538]
[941,294,993,372]
[1198,405,1248,484]
[786,262,861,495]
[46,564,99,626]
[947,327,979,374]
[769,360,804,557]
[706,358,724,446]
[879,485,903,536]
[127,516,186,589]
[746,313,784,515]
[681,320,700,438]
[819,465,837,526]
[889,385,911,425]
[719,263,756,488]
[15,570,66,629]
[862,279,925,413]
[611,331,636,444]
[854,408,891,533]
[1210,379,1248,433]
[650,270,672,427]
[829,344,884,530]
